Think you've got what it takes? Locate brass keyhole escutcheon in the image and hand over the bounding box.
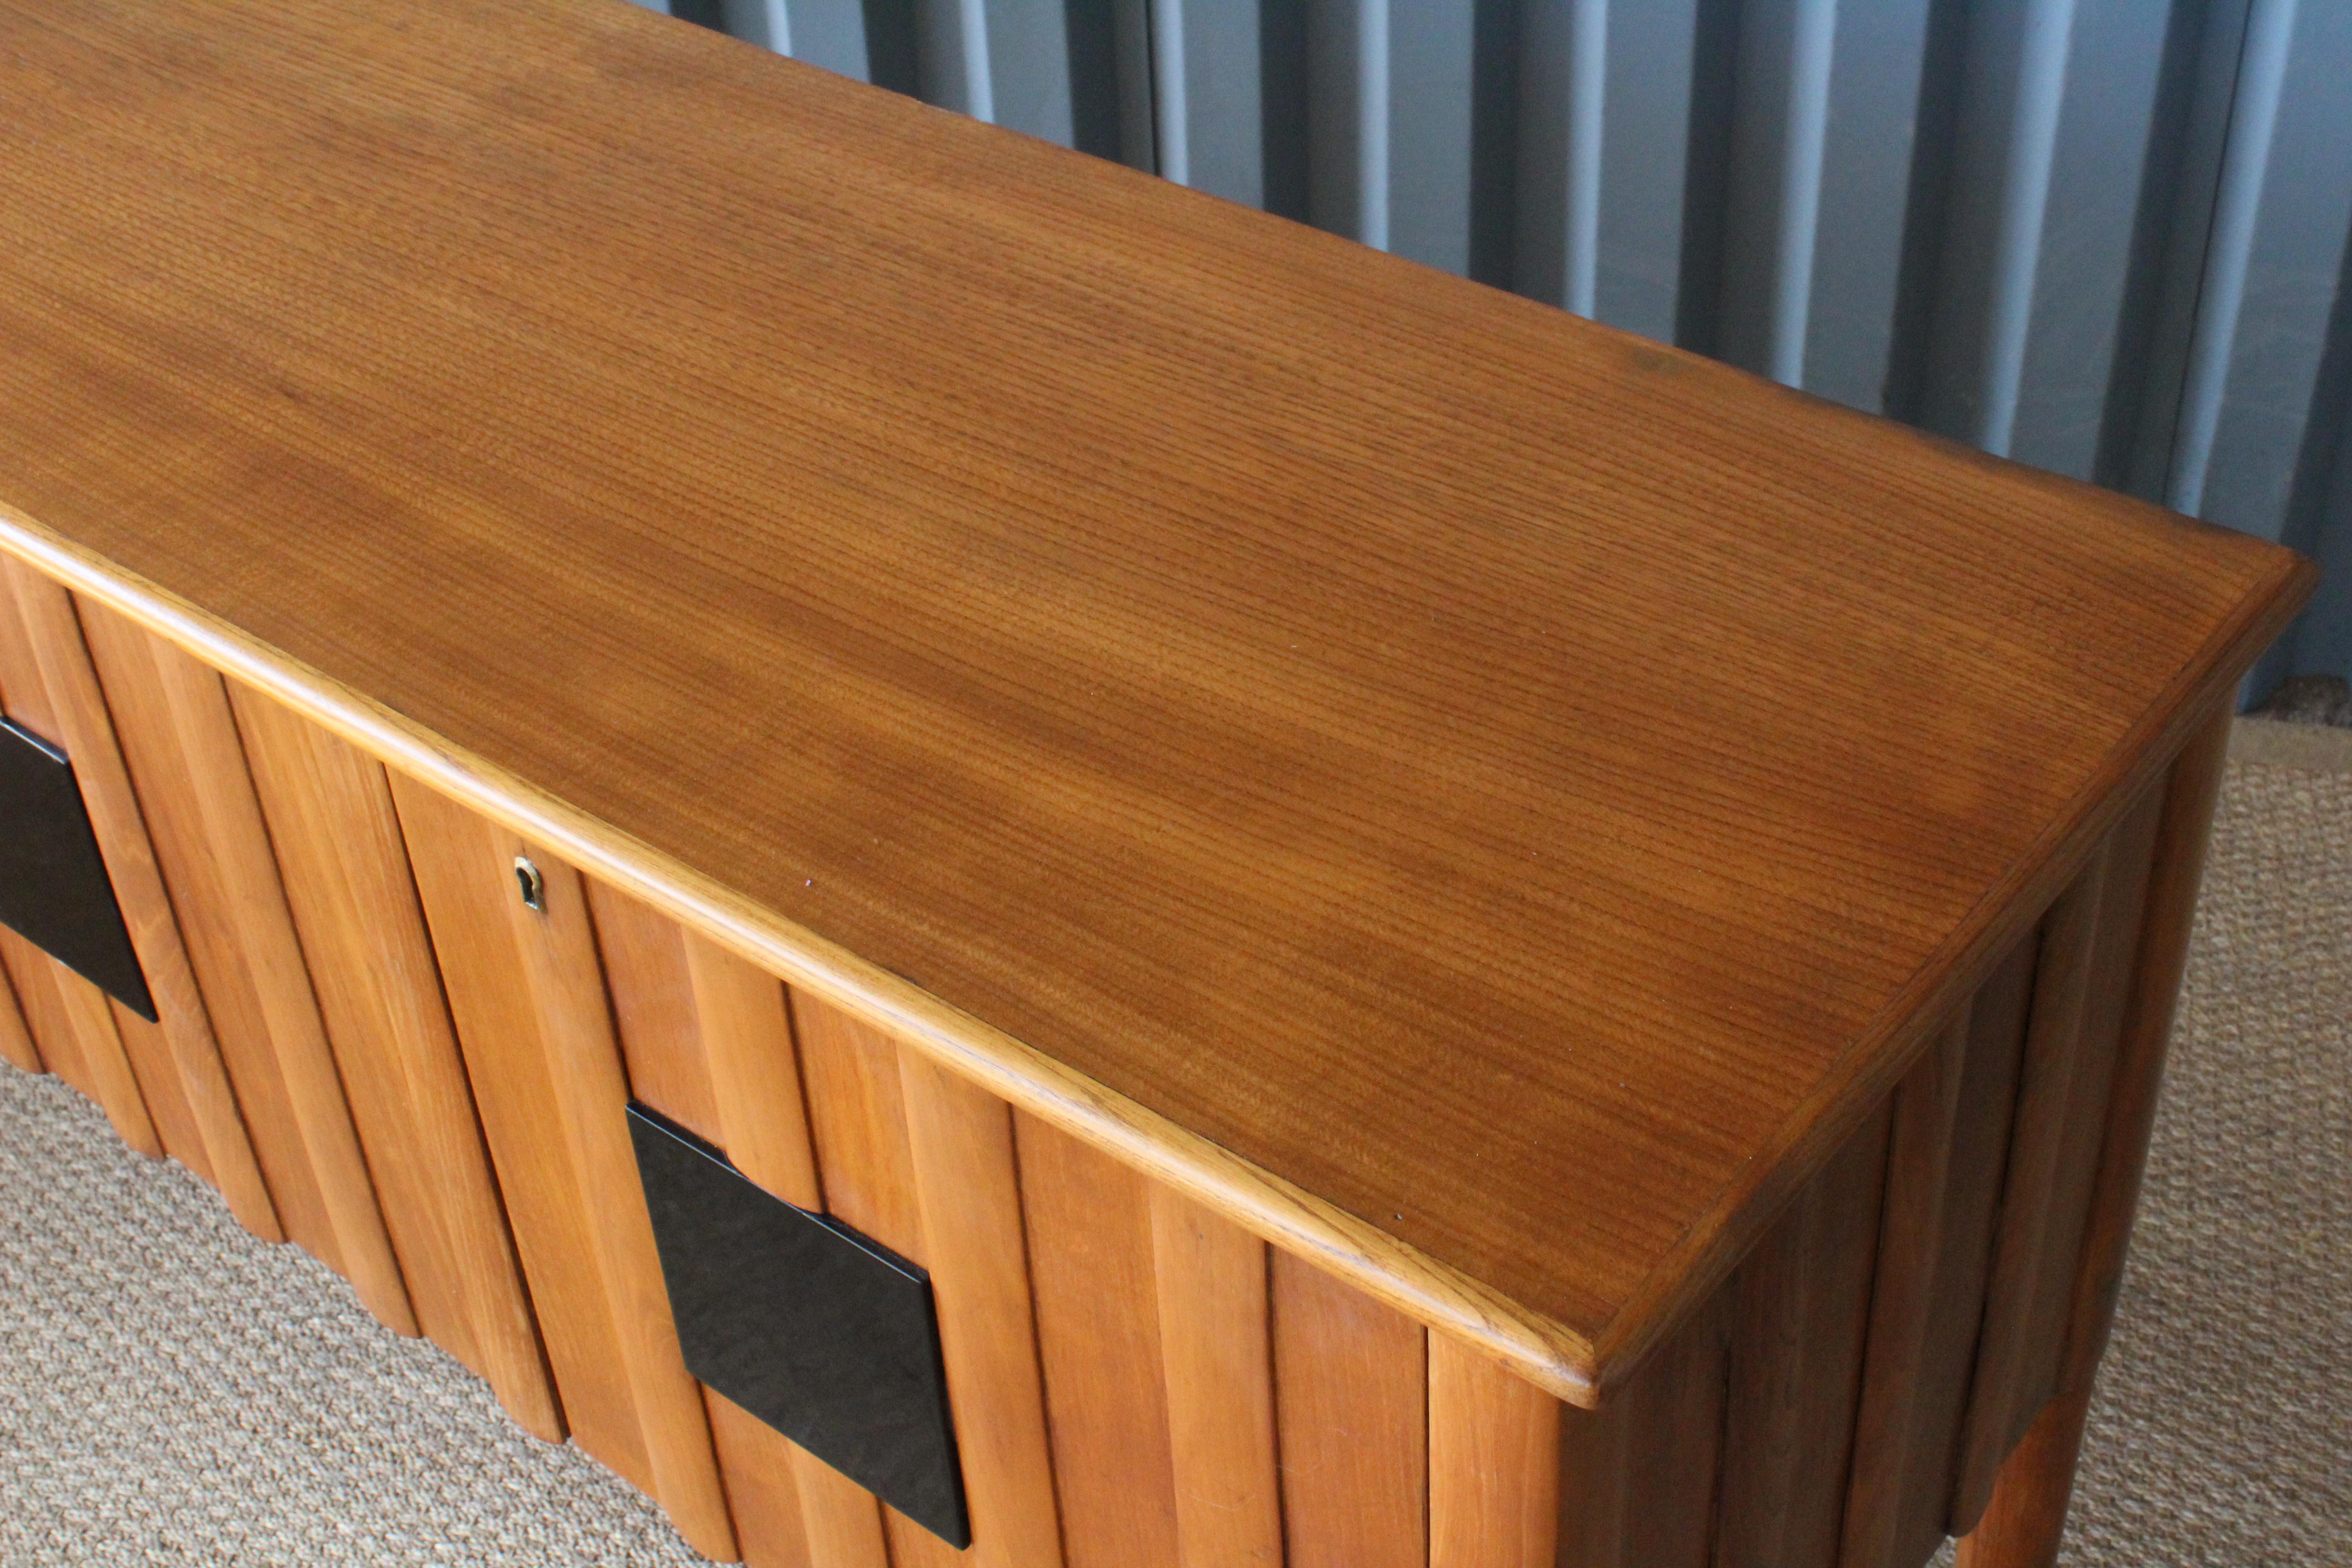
[514,855,546,912]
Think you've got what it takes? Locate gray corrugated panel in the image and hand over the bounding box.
[912,0,991,118]
[1913,0,2084,456]
[984,0,1080,143]
[1788,0,1933,414]
[686,0,2352,683]
[2001,0,2180,479]
[1714,0,1839,388]
[1305,0,1385,246]
[1154,0,1266,202]
[1386,0,1477,274]
[2300,426,2352,679]
[718,0,872,77]
[2170,0,2352,536]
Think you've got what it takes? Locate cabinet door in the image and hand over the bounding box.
[391,778,736,1563]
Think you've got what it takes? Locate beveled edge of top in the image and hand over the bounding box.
[0,495,2316,1406]
[0,505,1610,1403]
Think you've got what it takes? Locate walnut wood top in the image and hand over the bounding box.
[0,0,2311,1396]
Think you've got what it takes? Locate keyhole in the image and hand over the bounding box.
[514,856,545,912]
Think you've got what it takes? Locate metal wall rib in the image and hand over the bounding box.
[642,0,2352,691]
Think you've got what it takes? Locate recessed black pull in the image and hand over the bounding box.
[0,717,156,1019]
[627,1102,971,1549]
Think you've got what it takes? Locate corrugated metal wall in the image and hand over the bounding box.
[640,0,2352,694]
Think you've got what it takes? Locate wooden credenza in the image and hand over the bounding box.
[0,3,2314,1566]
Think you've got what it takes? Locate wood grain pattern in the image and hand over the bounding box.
[1018,1111,1182,1568]
[1950,859,2108,1531]
[1272,1247,1428,1568]
[2059,709,2231,1395]
[593,883,902,1568]
[2004,784,2164,1425]
[0,957,37,1073]
[590,882,726,1144]
[1429,1335,1559,1568]
[233,687,560,1439]
[79,599,414,1331]
[1556,1283,1733,1568]
[1953,1388,2093,1568]
[0,0,2311,1393]
[1149,1186,1283,1568]
[0,555,262,1213]
[897,1048,1066,1568]
[391,778,735,1560]
[704,1391,817,1568]
[0,937,98,1107]
[1958,709,2238,1568]
[1840,1009,1971,1568]
[788,990,967,1568]
[106,1001,193,1170]
[1717,1104,1891,1568]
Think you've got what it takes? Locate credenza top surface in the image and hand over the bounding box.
[0,0,2311,1390]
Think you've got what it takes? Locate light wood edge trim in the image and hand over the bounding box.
[0,507,1602,1407]
[1590,549,2317,1392]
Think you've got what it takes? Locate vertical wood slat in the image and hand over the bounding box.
[897,1047,1068,1568]
[789,993,957,1568]
[0,959,36,1073]
[1015,1111,1182,1568]
[1949,854,2110,1529]
[1149,1185,1285,1568]
[588,886,888,1568]
[702,1391,820,1568]
[1557,1281,1733,1568]
[78,602,415,1333]
[961,1092,1282,1568]
[727,980,1065,1568]
[0,556,272,1211]
[2004,784,2166,1425]
[1839,1009,1973,1568]
[0,568,161,1159]
[1717,1102,1893,1568]
[1889,933,2039,1563]
[232,691,561,1441]
[1957,709,2237,1568]
[595,895,1068,1568]
[1429,1335,1559,1568]
[1272,1245,1429,1568]
[2060,711,2232,1395]
[390,778,736,1562]
[0,933,113,1108]
[110,1005,201,1169]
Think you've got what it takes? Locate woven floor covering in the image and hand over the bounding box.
[3,721,2347,1567]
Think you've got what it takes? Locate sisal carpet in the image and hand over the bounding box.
[3,721,2347,1566]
